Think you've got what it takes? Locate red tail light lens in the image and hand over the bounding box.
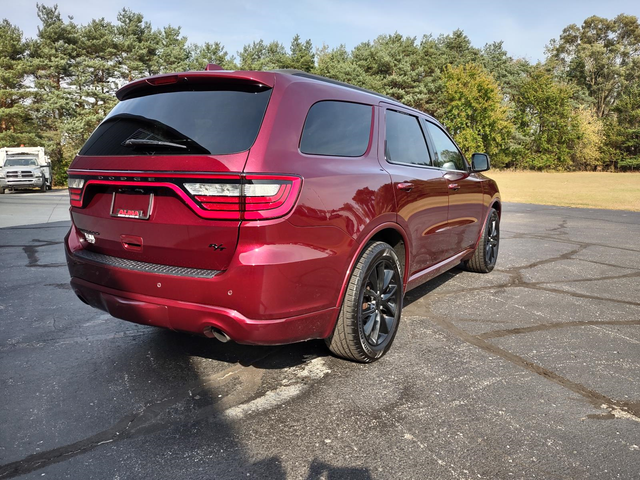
[67,173,302,220]
[68,177,84,206]
[184,174,302,220]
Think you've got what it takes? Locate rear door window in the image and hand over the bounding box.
[385,110,431,167]
[79,85,272,156]
[300,101,372,157]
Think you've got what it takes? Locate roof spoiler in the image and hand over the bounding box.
[116,71,276,101]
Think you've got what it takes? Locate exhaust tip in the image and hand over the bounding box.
[204,326,231,343]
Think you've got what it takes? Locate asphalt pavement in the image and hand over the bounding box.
[0,190,638,479]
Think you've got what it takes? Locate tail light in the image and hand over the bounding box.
[67,174,302,221]
[68,178,84,206]
[184,175,301,220]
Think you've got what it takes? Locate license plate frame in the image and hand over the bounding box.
[110,191,154,220]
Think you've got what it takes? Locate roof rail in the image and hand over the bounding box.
[269,69,398,103]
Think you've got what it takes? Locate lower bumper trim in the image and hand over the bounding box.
[70,277,337,345]
[72,249,221,279]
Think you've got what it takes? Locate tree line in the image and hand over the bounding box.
[1,4,639,184]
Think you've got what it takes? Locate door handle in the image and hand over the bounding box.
[448,183,460,191]
[397,182,414,191]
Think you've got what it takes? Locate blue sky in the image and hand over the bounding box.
[4,0,640,62]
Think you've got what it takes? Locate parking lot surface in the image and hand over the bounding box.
[0,191,638,479]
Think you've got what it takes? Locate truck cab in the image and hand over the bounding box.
[0,147,52,194]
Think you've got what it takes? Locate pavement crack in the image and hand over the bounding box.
[478,319,640,340]
[501,229,640,254]
[428,312,640,423]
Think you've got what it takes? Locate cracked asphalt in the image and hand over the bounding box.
[0,191,638,479]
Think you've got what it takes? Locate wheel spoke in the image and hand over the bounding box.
[369,312,381,344]
[381,299,396,317]
[369,268,378,293]
[381,314,394,334]
[376,263,385,291]
[381,284,397,301]
[382,269,393,290]
[363,311,376,336]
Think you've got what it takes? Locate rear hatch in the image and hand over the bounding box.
[68,72,279,272]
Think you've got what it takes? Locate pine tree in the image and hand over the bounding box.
[0,19,39,146]
[29,4,79,184]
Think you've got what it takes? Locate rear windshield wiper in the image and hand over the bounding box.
[122,139,187,149]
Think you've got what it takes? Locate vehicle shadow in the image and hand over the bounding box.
[151,328,330,369]
[403,265,464,308]
[0,220,373,479]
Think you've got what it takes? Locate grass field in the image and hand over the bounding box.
[484,171,640,212]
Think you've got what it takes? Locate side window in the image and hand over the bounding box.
[385,110,431,166]
[300,101,372,157]
[425,122,467,171]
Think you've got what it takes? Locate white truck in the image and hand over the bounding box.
[0,147,52,194]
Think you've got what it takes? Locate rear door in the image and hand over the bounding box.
[380,105,449,274]
[68,78,273,272]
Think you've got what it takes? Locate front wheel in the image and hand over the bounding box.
[326,241,403,363]
[465,207,500,273]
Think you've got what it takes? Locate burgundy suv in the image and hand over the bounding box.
[65,68,500,362]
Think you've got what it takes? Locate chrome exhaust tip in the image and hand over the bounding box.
[204,326,231,343]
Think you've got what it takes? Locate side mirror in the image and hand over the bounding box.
[471,153,490,172]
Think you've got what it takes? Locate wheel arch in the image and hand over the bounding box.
[467,196,501,258]
[334,222,410,313]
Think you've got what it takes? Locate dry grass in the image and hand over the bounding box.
[484,171,640,212]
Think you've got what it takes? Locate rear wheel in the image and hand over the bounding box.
[465,208,500,273]
[326,241,403,363]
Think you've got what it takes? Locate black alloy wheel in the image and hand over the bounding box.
[485,210,499,267]
[326,241,403,362]
[465,207,500,273]
[360,259,400,347]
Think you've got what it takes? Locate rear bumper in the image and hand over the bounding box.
[69,276,337,345]
[65,223,347,345]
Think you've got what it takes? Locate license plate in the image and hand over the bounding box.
[110,191,154,220]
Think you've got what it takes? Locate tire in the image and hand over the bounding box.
[326,241,403,363]
[0,189,4,194]
[40,181,47,192]
[465,208,500,273]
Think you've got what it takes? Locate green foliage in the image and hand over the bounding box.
[238,40,288,70]
[1,6,639,180]
[441,63,513,167]
[548,14,640,118]
[188,42,236,70]
[512,69,581,170]
[0,19,40,146]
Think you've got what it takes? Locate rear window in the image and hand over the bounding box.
[79,85,272,156]
[300,101,372,157]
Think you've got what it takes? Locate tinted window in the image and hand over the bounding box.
[79,86,272,156]
[300,101,372,157]
[425,122,466,171]
[385,110,431,166]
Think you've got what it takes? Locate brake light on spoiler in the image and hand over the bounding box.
[66,173,302,221]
